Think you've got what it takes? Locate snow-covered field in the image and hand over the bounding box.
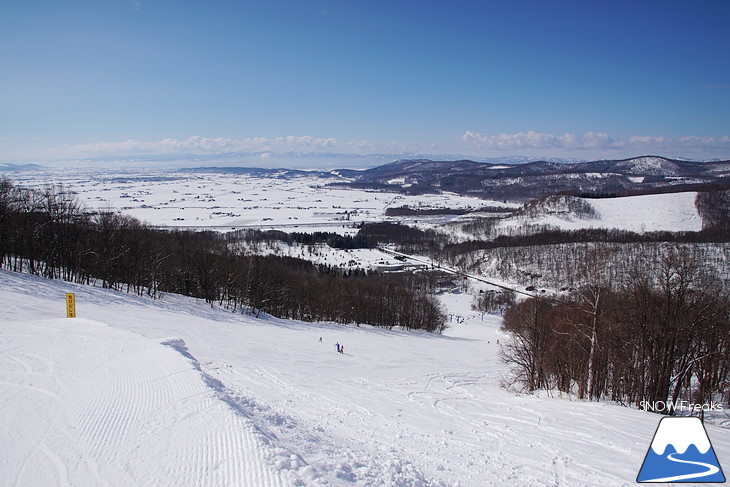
[588,192,702,232]
[8,169,705,241]
[10,169,502,234]
[499,192,703,234]
[2,269,727,486]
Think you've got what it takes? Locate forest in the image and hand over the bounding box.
[0,178,446,333]
[499,249,730,414]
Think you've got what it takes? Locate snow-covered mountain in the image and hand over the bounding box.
[0,162,44,172]
[324,156,730,202]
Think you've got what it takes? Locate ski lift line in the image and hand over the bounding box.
[376,247,543,299]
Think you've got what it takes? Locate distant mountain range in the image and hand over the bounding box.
[0,163,45,172]
[182,156,730,202]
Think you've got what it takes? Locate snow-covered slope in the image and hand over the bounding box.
[502,191,703,234]
[0,284,293,486]
[1,270,727,486]
[589,192,703,232]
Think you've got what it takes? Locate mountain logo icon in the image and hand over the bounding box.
[637,416,725,483]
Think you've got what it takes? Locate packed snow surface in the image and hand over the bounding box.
[1,270,727,486]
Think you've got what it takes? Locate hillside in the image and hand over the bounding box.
[327,156,730,201]
[500,191,703,234]
[1,269,728,486]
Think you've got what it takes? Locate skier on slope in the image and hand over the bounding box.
[335,342,340,353]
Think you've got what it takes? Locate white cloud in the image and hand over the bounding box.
[627,134,730,151]
[53,131,730,165]
[71,135,345,155]
[62,135,435,161]
[461,130,730,157]
[461,130,614,150]
[581,131,615,149]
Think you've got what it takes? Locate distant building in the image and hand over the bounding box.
[370,261,404,273]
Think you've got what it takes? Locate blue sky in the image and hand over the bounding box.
[2,0,729,167]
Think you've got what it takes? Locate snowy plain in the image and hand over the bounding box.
[1,270,728,486]
[10,169,507,235]
[11,169,705,239]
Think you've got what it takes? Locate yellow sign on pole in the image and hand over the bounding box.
[66,293,76,318]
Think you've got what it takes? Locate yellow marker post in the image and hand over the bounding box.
[66,293,76,318]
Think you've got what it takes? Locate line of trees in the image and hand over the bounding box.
[446,240,730,292]
[500,249,730,412]
[443,227,730,263]
[384,205,513,217]
[695,189,730,231]
[473,289,516,314]
[0,178,446,333]
[232,229,373,250]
